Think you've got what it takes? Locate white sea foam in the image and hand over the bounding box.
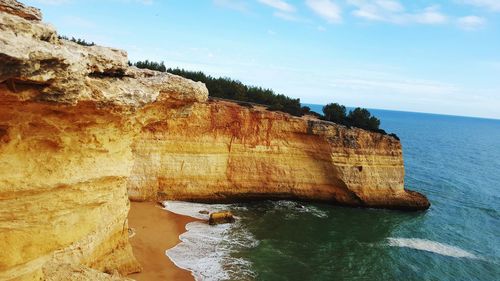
[163,201,257,281]
[387,238,479,259]
[164,201,241,219]
[273,200,328,218]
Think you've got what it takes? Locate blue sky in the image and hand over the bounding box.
[24,0,500,119]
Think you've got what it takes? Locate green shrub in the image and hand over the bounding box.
[58,35,95,46]
[323,103,347,125]
[322,104,381,131]
[132,60,166,72]
[347,107,381,131]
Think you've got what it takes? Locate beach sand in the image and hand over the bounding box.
[127,201,194,281]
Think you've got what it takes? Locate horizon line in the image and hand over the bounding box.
[302,102,500,122]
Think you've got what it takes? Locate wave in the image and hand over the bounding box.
[163,201,237,220]
[387,238,479,259]
[163,200,328,280]
[271,200,329,219]
[163,201,257,281]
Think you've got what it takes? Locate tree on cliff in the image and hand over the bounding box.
[323,104,381,131]
[58,35,95,46]
[323,103,347,125]
[132,60,166,72]
[347,107,381,131]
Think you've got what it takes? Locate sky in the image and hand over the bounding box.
[23,0,500,119]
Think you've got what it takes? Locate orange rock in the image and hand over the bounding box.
[209,211,235,225]
[0,0,41,21]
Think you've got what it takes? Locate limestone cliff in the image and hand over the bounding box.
[0,1,204,279]
[129,100,428,210]
[0,1,429,280]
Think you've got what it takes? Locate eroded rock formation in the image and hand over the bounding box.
[128,100,429,210]
[0,1,429,280]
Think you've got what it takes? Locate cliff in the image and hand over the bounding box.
[0,1,429,280]
[129,100,428,210]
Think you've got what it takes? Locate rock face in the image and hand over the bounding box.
[0,1,429,280]
[0,2,204,280]
[0,0,41,21]
[128,101,429,210]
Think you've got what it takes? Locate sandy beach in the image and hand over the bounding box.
[127,201,194,281]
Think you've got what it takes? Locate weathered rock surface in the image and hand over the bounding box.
[0,1,208,279]
[0,0,41,21]
[128,100,429,210]
[0,1,429,280]
[0,6,207,107]
[209,211,235,225]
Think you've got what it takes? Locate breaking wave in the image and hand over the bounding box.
[163,201,258,281]
[387,238,480,259]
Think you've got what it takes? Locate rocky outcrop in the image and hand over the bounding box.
[0,1,429,280]
[209,211,235,225]
[0,0,41,21]
[0,2,204,280]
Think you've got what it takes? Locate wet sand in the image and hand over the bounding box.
[127,201,194,281]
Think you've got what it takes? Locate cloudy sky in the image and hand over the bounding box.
[25,0,500,119]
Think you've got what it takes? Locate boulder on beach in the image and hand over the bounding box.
[209,211,235,225]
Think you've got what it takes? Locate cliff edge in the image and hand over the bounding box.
[0,0,429,280]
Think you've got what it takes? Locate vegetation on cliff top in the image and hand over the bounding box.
[129,60,166,72]
[131,60,384,133]
[323,103,381,132]
[58,35,95,46]
[167,68,309,117]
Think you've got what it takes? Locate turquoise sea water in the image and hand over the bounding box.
[166,107,500,281]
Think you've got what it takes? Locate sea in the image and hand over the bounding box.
[164,105,500,281]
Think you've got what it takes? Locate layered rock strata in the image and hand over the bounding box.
[128,100,429,211]
[0,1,429,280]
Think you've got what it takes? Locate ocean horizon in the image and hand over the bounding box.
[303,103,500,122]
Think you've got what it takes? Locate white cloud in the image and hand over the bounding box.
[328,76,459,95]
[457,15,486,30]
[460,0,500,12]
[351,4,381,20]
[213,0,249,12]
[306,0,342,23]
[273,11,301,21]
[348,0,400,22]
[348,1,448,25]
[257,0,301,22]
[374,0,403,12]
[257,0,295,13]
[412,6,448,24]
